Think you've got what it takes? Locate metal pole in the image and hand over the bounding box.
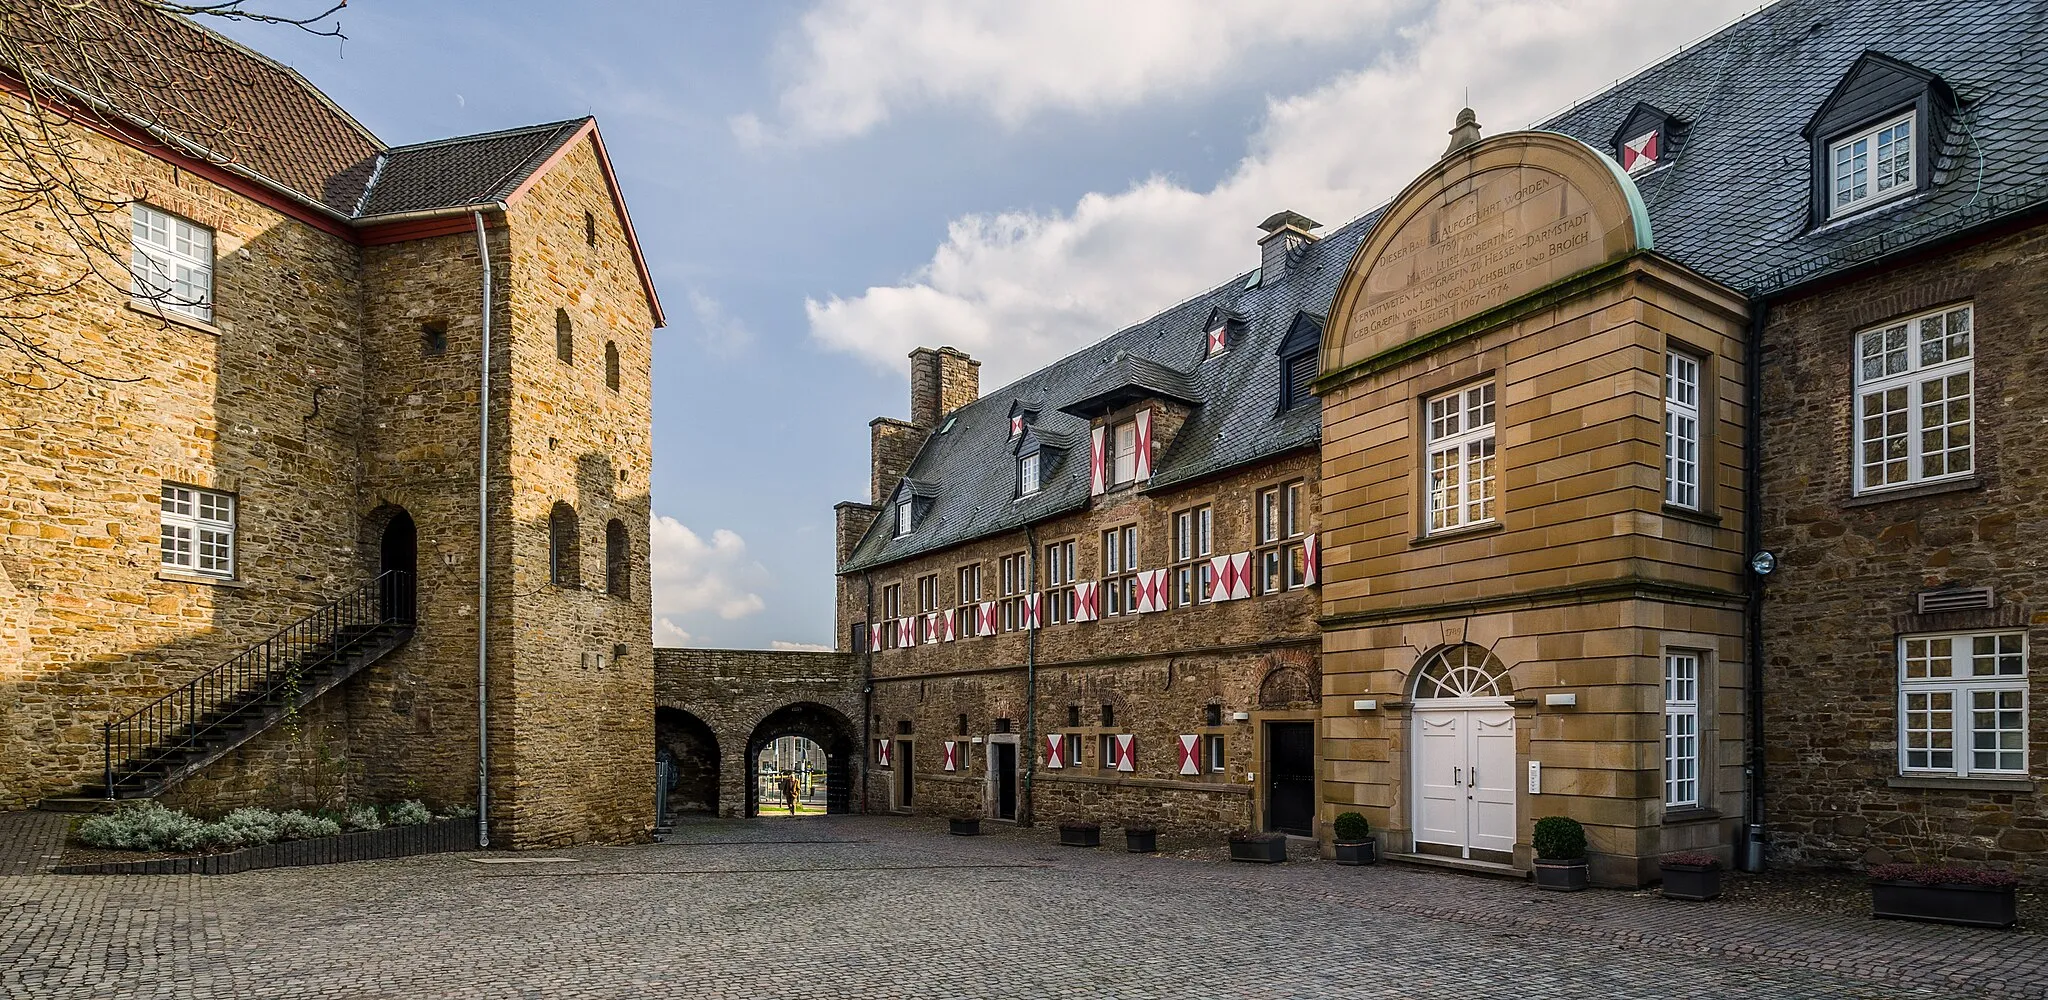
[473,210,494,849]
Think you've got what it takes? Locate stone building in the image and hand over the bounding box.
[836,0,2048,884]
[0,5,662,847]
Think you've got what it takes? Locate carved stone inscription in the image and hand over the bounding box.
[1345,164,1617,355]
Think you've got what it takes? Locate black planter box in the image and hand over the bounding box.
[1333,840,1376,866]
[1058,824,1100,848]
[948,817,981,836]
[1534,859,1588,891]
[1229,836,1286,864]
[1125,828,1157,853]
[1659,863,1721,901]
[54,818,475,876]
[1871,879,2018,929]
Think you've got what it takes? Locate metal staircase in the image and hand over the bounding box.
[83,571,416,802]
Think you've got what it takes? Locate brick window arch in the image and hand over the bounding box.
[549,501,579,587]
[605,518,630,598]
[605,341,620,392]
[555,308,574,364]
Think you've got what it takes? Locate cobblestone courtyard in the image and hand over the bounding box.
[4,813,2044,999]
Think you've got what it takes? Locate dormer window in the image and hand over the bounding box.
[1203,306,1247,358]
[1803,52,1956,226]
[1621,130,1659,174]
[894,497,913,536]
[1830,113,1914,217]
[1608,102,1685,179]
[1275,311,1325,413]
[1019,453,1041,496]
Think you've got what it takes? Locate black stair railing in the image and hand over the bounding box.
[102,570,415,797]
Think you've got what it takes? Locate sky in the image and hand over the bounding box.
[216,0,1763,651]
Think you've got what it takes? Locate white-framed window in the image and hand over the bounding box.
[1830,112,1915,218]
[1665,351,1702,509]
[915,574,938,642]
[159,484,234,577]
[1019,453,1041,497]
[999,552,1028,632]
[1109,420,1138,487]
[1899,631,2027,777]
[1205,734,1226,773]
[1097,733,1117,771]
[1062,732,1082,768]
[1663,650,1701,808]
[1256,480,1309,593]
[954,564,981,638]
[1855,304,1973,493]
[894,498,913,536]
[1101,524,1137,616]
[880,583,902,647]
[1044,539,1076,624]
[1425,383,1497,533]
[131,204,214,322]
[1172,505,1212,607]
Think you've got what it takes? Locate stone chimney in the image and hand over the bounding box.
[870,417,926,506]
[1257,210,1321,287]
[1444,107,1483,157]
[909,346,981,428]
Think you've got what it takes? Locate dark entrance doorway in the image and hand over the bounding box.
[993,741,1017,820]
[895,740,914,809]
[655,707,719,817]
[744,702,856,817]
[376,508,417,623]
[1266,721,1315,837]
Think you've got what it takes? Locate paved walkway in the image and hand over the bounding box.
[1,813,2037,998]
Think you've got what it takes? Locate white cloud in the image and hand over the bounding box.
[770,640,833,652]
[739,0,1408,145]
[650,515,768,625]
[805,0,1759,385]
[654,617,694,646]
[685,289,753,358]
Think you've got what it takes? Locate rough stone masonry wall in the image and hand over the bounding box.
[498,137,656,846]
[0,107,372,811]
[851,447,1322,832]
[1760,221,2048,875]
[653,647,862,818]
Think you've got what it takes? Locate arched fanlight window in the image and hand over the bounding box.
[555,308,574,364]
[549,501,579,587]
[1412,644,1510,700]
[605,518,630,597]
[604,341,620,392]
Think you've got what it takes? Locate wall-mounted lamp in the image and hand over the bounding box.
[1352,699,1378,711]
[1544,693,1578,707]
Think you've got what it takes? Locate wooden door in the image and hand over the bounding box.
[1413,710,1467,851]
[994,741,1017,820]
[1468,710,1517,858]
[896,740,914,808]
[1265,721,1315,837]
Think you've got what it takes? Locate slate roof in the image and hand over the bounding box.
[844,0,2048,575]
[347,120,592,219]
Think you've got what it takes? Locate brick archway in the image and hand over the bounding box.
[653,648,865,818]
[745,702,856,817]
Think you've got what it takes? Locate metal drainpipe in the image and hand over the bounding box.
[861,571,874,815]
[1022,524,1038,826]
[473,210,493,849]
[1742,293,1769,873]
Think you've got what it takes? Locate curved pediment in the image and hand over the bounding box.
[1323,131,1652,376]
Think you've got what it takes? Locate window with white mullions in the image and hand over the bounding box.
[954,565,981,638]
[1018,453,1041,497]
[131,204,214,322]
[1664,351,1702,509]
[1855,305,1973,493]
[1830,113,1914,217]
[1100,524,1137,616]
[1898,631,2027,776]
[1172,505,1211,607]
[159,484,235,576]
[1663,651,1701,808]
[1044,539,1076,624]
[1256,480,1308,593]
[1425,383,1497,533]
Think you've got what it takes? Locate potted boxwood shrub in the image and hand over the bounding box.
[1228,829,1286,864]
[1057,821,1100,848]
[948,815,981,837]
[1332,812,1376,866]
[1531,816,1588,891]
[1658,852,1722,901]
[1124,824,1157,854]
[1869,864,2019,929]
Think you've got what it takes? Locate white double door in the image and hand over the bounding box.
[1414,705,1516,858]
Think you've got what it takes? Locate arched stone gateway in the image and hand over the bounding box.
[655,707,719,815]
[745,702,856,817]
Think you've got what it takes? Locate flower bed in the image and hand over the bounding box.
[56,817,475,875]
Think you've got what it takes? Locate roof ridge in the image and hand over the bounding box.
[167,7,386,150]
[380,116,594,155]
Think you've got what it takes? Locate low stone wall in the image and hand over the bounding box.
[53,817,475,875]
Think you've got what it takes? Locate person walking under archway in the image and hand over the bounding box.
[777,774,797,815]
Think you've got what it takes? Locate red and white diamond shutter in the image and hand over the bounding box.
[1072,580,1098,623]
[923,612,941,645]
[1302,533,1318,587]
[1044,733,1065,769]
[1134,408,1153,481]
[1207,325,1227,356]
[867,622,884,653]
[1177,735,1201,776]
[942,741,958,772]
[1010,414,1023,437]
[1023,592,1042,630]
[876,739,892,768]
[977,601,998,637]
[1113,734,1136,773]
[1133,568,1166,613]
[900,617,916,646]
[1622,130,1659,173]
[1089,425,1107,496]
[1208,552,1252,602]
